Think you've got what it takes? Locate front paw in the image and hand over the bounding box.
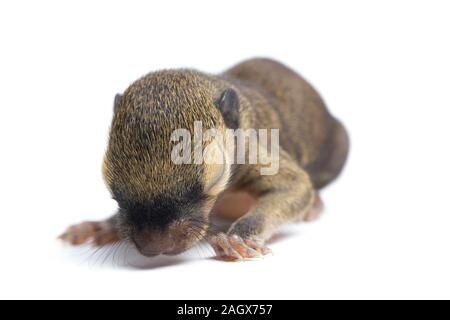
[208,233,271,261]
[58,221,119,246]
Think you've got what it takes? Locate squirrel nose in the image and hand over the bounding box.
[133,238,162,257]
[139,248,160,257]
[132,219,207,256]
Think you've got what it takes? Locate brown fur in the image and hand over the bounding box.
[224,58,349,188]
[60,58,349,260]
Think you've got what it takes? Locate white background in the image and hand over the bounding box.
[1,0,449,300]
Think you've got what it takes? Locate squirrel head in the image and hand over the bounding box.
[102,70,239,256]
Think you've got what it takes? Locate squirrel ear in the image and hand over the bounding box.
[114,94,122,113]
[215,89,240,129]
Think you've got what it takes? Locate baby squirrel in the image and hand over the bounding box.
[59,58,349,261]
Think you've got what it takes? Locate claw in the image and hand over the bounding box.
[244,239,272,256]
[229,235,261,258]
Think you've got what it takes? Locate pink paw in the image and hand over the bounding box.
[58,221,119,246]
[208,233,271,261]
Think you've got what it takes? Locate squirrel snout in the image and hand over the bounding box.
[132,218,207,257]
